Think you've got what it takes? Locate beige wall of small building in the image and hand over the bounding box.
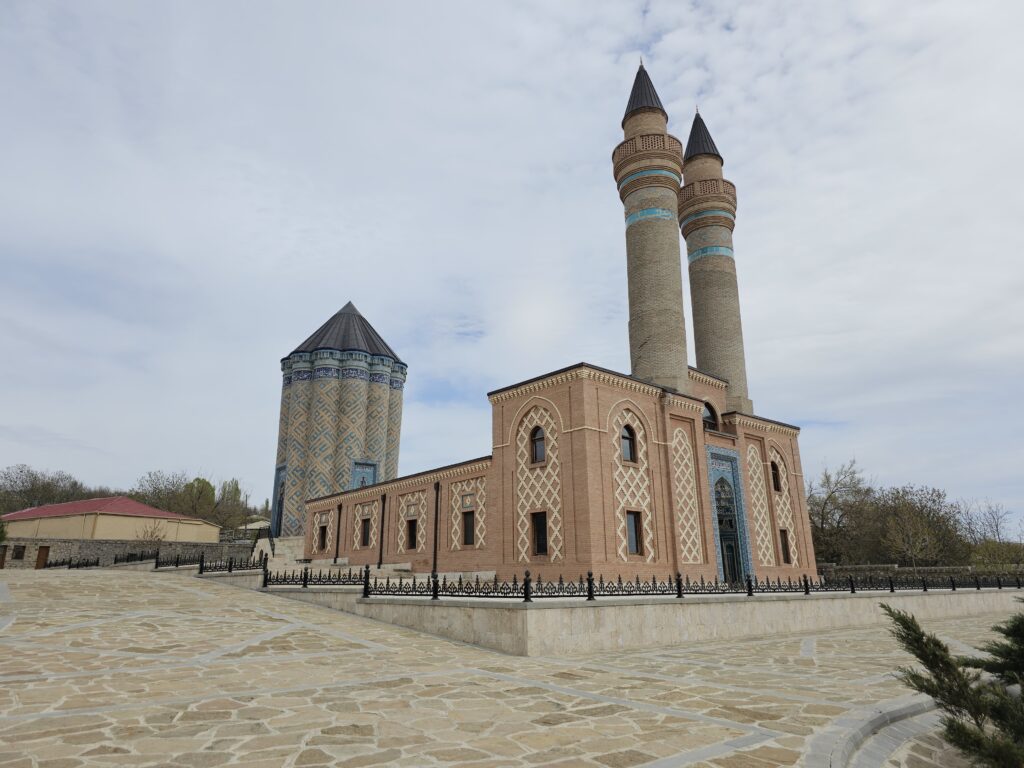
[4,514,220,543]
[305,364,817,583]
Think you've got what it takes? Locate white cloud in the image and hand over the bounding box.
[1,1,1021,517]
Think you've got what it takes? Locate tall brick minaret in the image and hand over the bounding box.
[679,112,752,413]
[612,64,690,394]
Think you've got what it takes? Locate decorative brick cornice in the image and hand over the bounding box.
[722,413,800,437]
[688,369,728,389]
[304,459,492,513]
[662,396,703,413]
[488,366,662,404]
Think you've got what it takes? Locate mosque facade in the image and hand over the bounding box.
[289,65,818,582]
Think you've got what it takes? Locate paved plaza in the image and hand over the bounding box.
[0,570,990,767]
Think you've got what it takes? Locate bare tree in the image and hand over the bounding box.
[135,520,166,545]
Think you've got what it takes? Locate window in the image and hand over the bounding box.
[531,511,548,555]
[318,525,327,551]
[620,425,637,463]
[12,545,25,560]
[626,511,643,555]
[530,427,545,463]
[406,518,418,550]
[463,511,475,546]
[780,529,792,565]
[702,403,718,431]
[360,517,371,548]
[770,461,782,493]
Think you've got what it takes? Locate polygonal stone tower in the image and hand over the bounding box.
[679,112,752,413]
[612,64,690,394]
[271,302,406,537]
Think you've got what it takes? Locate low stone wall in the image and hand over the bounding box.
[0,538,253,569]
[254,586,1024,657]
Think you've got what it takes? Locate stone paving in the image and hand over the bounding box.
[0,570,1000,767]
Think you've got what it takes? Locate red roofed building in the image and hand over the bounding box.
[0,497,220,569]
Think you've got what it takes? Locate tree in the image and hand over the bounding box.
[130,470,191,514]
[879,486,971,569]
[135,520,166,546]
[0,464,109,513]
[0,517,6,546]
[805,460,873,564]
[883,603,1024,767]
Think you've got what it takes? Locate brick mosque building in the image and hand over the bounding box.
[282,65,817,582]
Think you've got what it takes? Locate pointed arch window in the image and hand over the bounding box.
[530,426,546,464]
[770,461,782,493]
[620,425,637,463]
[702,403,718,431]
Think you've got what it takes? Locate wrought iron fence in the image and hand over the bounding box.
[257,565,1024,602]
[199,554,266,574]
[43,557,100,569]
[113,550,159,564]
[154,553,204,569]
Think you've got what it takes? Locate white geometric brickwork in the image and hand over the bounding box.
[671,427,705,564]
[769,447,799,567]
[396,490,427,554]
[611,409,656,562]
[352,500,378,551]
[514,406,563,563]
[450,476,487,550]
[745,443,776,567]
[309,508,335,556]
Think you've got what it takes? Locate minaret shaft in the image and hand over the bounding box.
[680,125,752,413]
[613,66,690,394]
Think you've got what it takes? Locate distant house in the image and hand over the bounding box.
[0,497,220,569]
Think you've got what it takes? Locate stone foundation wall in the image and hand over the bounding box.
[259,586,1023,657]
[0,538,253,570]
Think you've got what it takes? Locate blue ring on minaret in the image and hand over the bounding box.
[625,208,675,228]
[687,245,735,263]
[617,169,681,190]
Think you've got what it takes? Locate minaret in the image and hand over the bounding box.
[679,112,752,413]
[612,64,689,394]
[271,302,406,537]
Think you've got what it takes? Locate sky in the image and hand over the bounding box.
[1,1,1022,520]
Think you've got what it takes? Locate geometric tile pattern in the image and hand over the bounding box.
[769,447,799,567]
[283,378,312,538]
[745,443,776,567]
[515,406,563,563]
[450,476,487,551]
[364,381,390,477]
[352,500,378,551]
[276,381,289,467]
[611,409,655,563]
[671,427,705,564]
[707,447,755,581]
[385,387,404,480]
[307,377,340,500]
[396,490,427,554]
[335,377,368,491]
[309,509,335,556]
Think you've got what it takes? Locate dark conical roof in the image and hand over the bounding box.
[622,64,667,124]
[684,112,723,162]
[290,301,403,362]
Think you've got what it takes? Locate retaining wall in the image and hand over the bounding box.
[253,585,1024,657]
[0,538,253,569]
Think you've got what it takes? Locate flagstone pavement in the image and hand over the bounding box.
[0,569,992,767]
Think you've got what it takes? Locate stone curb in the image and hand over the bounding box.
[802,695,934,767]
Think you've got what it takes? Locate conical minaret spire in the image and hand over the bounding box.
[678,112,752,412]
[611,65,690,393]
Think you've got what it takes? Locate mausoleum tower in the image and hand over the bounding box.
[272,302,406,537]
[612,64,690,394]
[679,112,752,413]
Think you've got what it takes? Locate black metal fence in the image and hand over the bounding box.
[259,565,1024,603]
[152,552,266,573]
[43,557,101,569]
[113,550,159,564]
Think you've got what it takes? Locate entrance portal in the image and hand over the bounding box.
[34,546,50,570]
[714,477,743,583]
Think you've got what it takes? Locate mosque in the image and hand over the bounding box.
[272,65,818,582]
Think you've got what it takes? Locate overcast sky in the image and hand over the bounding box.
[2,1,1022,520]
